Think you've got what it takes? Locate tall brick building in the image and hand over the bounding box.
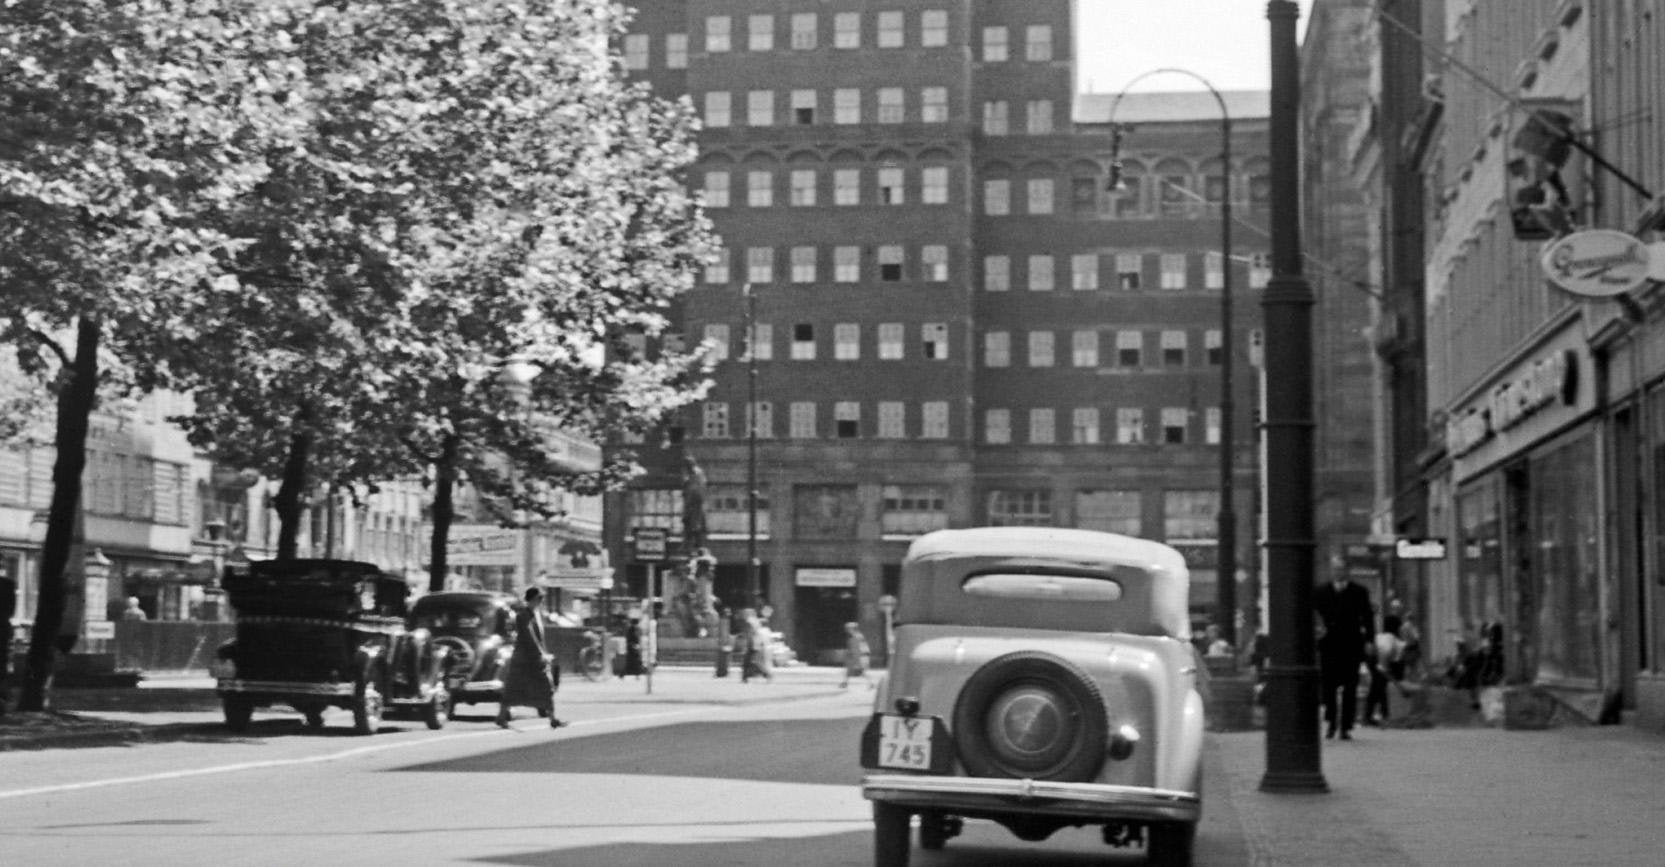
[605,1,1274,663]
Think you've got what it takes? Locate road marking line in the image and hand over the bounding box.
[0,707,709,801]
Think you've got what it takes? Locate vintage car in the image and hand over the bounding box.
[211,559,450,734]
[860,527,1206,866]
[407,591,516,718]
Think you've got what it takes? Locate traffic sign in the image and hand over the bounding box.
[632,527,668,562]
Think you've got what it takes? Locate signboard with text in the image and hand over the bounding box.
[1395,538,1448,561]
[632,527,668,563]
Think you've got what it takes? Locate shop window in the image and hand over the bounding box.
[708,484,770,539]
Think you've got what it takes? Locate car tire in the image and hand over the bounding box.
[918,811,950,851]
[952,650,1109,782]
[223,697,253,732]
[873,802,911,867]
[352,685,383,736]
[1147,821,1196,866]
[422,689,447,730]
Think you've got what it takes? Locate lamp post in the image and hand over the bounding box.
[499,355,541,592]
[1260,0,1328,794]
[742,283,760,610]
[1106,69,1237,648]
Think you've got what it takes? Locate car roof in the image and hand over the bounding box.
[905,527,1188,573]
[411,591,515,611]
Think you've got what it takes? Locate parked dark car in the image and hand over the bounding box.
[407,591,516,719]
[211,559,449,734]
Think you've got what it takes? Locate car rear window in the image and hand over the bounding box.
[961,572,1123,602]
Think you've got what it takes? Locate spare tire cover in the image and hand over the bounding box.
[952,650,1109,782]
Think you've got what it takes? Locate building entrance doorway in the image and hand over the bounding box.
[794,584,858,666]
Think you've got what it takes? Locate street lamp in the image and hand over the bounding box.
[499,355,541,592]
[742,283,760,611]
[1106,68,1238,649]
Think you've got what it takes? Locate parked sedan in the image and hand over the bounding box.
[408,591,517,719]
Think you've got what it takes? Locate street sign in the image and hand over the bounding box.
[1395,537,1448,560]
[632,527,668,563]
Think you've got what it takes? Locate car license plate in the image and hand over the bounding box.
[876,713,935,770]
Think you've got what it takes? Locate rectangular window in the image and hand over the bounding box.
[1072,176,1099,213]
[835,401,861,438]
[984,331,1010,367]
[792,323,816,360]
[877,88,905,123]
[629,488,684,534]
[705,247,730,284]
[707,484,771,539]
[987,489,1052,526]
[922,166,949,203]
[747,170,773,207]
[747,90,774,126]
[1205,251,1224,289]
[703,171,730,208]
[1205,407,1222,445]
[790,401,816,438]
[1116,330,1143,367]
[1076,489,1141,534]
[1071,253,1099,290]
[1028,331,1055,367]
[790,245,817,283]
[834,12,861,48]
[703,91,731,128]
[833,168,860,205]
[1116,253,1143,289]
[790,89,817,125]
[703,402,730,438]
[834,323,860,360]
[1072,330,1098,367]
[746,323,773,361]
[1161,330,1188,366]
[1160,254,1187,289]
[877,10,904,47]
[921,87,948,122]
[984,179,1010,215]
[746,401,774,438]
[1249,253,1271,288]
[922,323,949,359]
[703,323,730,361]
[1116,407,1145,444]
[878,245,904,281]
[878,323,905,359]
[984,255,1010,291]
[1072,408,1101,444]
[790,12,817,49]
[878,167,905,204]
[1027,254,1055,291]
[666,33,688,68]
[1205,329,1223,365]
[789,170,816,207]
[1025,24,1052,61]
[982,25,1008,61]
[706,16,732,52]
[746,246,773,282]
[922,401,949,438]
[921,245,948,282]
[878,401,905,439]
[834,245,860,282]
[882,485,948,536]
[1027,178,1054,214]
[834,88,861,124]
[982,100,1008,135]
[623,34,649,70]
[1029,408,1056,444]
[748,14,774,51]
[1161,407,1188,444]
[1026,99,1054,134]
[1164,490,1219,540]
[985,409,1011,444]
[921,10,948,46]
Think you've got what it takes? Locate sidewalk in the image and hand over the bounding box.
[1207,722,1665,866]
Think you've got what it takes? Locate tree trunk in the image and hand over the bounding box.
[272,429,311,560]
[18,317,99,712]
[427,434,459,593]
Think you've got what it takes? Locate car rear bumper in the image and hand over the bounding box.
[218,679,356,698]
[862,774,1200,825]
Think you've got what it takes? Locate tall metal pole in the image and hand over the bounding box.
[1217,112,1237,649]
[1260,0,1328,794]
[744,284,760,610]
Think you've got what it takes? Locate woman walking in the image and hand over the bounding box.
[839,621,873,689]
[497,586,567,729]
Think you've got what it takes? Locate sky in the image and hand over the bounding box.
[1075,0,1315,95]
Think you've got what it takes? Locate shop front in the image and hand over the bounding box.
[793,566,859,666]
[1445,327,1610,719]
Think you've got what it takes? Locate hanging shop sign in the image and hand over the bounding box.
[795,567,857,588]
[1540,229,1652,297]
[1395,538,1448,561]
[1446,348,1578,457]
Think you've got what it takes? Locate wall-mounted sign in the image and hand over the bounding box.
[795,567,857,588]
[1395,538,1448,561]
[1540,229,1652,297]
[1446,348,1578,457]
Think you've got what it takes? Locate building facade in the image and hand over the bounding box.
[607,1,1284,663]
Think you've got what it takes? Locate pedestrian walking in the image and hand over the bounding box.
[741,610,774,683]
[713,599,731,679]
[496,586,567,729]
[623,617,645,679]
[1362,620,1400,726]
[839,621,873,689]
[1312,556,1374,740]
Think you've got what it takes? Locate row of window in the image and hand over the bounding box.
[0,448,189,524]
[981,329,1229,369]
[698,87,976,129]
[703,166,950,208]
[699,322,950,362]
[623,14,1056,68]
[984,407,1221,446]
[691,401,1221,446]
[701,245,1270,291]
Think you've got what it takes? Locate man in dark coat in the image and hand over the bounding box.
[1312,558,1374,740]
[497,586,566,729]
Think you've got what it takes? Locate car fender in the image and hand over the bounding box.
[1158,687,1206,796]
